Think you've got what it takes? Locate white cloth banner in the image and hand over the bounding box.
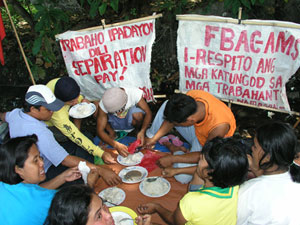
[177,15,300,111]
[56,19,156,101]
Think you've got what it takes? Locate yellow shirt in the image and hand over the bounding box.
[180,186,239,225]
[45,78,104,158]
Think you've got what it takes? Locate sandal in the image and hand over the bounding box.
[158,136,169,145]
[167,134,183,147]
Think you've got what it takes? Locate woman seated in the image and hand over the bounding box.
[237,121,300,224]
[0,135,82,225]
[137,137,249,225]
[44,184,152,225]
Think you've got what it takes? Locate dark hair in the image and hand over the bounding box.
[44,185,94,225]
[290,143,300,183]
[202,137,249,188]
[0,134,38,184]
[23,102,41,113]
[256,121,297,172]
[164,93,197,123]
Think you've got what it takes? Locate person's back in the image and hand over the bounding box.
[237,172,299,225]
[237,121,300,225]
[180,185,239,225]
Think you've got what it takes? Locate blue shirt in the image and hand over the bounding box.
[0,182,56,225]
[6,108,68,172]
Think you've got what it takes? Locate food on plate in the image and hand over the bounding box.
[76,104,93,116]
[143,178,169,196]
[112,213,132,225]
[100,187,124,205]
[70,103,95,118]
[124,170,142,181]
[121,152,143,165]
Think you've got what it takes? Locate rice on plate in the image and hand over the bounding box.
[98,187,125,206]
[117,152,144,166]
[139,177,171,198]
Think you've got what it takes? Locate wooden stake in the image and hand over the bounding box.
[2,0,35,85]
[238,7,242,24]
[293,117,300,129]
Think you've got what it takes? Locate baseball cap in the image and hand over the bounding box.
[102,87,128,113]
[54,77,80,102]
[25,85,64,111]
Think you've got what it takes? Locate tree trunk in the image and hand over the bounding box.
[7,0,35,32]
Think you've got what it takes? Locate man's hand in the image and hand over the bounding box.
[115,142,129,157]
[97,165,122,186]
[102,152,116,164]
[62,167,82,182]
[137,203,159,215]
[157,155,174,168]
[137,131,145,146]
[81,98,91,103]
[135,215,152,225]
[144,137,156,149]
[162,167,178,178]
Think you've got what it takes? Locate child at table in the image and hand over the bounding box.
[137,137,248,225]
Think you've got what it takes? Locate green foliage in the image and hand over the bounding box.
[221,0,266,18]
[86,0,119,18]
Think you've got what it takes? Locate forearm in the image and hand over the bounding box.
[0,112,6,122]
[152,121,174,142]
[172,166,197,175]
[40,173,66,189]
[62,155,96,170]
[73,118,82,130]
[53,116,103,157]
[98,129,118,148]
[172,152,200,164]
[140,112,152,134]
[155,204,175,225]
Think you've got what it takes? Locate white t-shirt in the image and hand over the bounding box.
[237,172,300,225]
[99,87,143,113]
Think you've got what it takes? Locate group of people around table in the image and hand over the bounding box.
[0,76,300,225]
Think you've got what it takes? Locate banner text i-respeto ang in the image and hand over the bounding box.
[177,15,300,112]
[56,18,156,101]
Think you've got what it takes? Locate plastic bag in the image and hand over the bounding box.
[128,139,141,154]
[138,150,161,172]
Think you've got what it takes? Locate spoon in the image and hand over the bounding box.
[102,198,117,206]
[146,176,161,182]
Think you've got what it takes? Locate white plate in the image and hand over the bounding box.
[98,187,125,207]
[111,211,134,225]
[118,166,148,184]
[117,152,144,166]
[69,102,96,119]
[139,177,171,198]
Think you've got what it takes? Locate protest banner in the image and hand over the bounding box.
[177,15,300,113]
[56,14,162,101]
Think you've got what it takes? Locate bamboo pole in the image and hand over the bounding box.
[2,0,35,85]
[72,13,162,33]
[176,14,300,29]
